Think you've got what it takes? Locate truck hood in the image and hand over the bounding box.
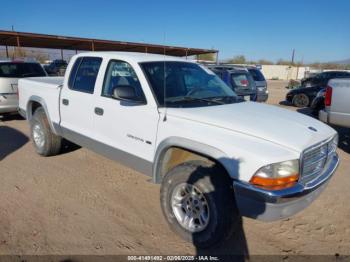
[165,102,336,152]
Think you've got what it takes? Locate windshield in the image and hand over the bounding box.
[0,62,46,78]
[140,61,237,107]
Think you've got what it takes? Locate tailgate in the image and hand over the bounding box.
[329,79,350,114]
[18,77,63,124]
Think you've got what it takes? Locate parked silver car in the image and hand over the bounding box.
[0,61,47,115]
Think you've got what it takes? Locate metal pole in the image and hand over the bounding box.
[291,49,295,65]
[5,45,9,58]
[145,47,148,53]
[61,49,64,60]
[15,36,20,58]
[91,40,95,51]
[185,49,188,60]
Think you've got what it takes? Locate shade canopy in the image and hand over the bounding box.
[0,30,217,57]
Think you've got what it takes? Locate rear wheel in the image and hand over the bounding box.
[160,161,240,248]
[30,107,62,156]
[292,93,310,107]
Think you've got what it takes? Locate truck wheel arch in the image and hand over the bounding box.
[153,137,236,184]
[26,96,58,134]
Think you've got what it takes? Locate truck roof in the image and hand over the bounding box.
[74,51,189,63]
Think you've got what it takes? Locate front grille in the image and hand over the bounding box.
[301,136,337,185]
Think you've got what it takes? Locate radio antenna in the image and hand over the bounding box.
[163,32,167,122]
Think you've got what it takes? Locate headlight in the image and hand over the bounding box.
[257,87,265,92]
[250,160,299,190]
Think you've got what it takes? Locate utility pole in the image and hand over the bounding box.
[291,49,295,65]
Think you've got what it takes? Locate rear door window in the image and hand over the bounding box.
[248,69,265,81]
[69,57,102,93]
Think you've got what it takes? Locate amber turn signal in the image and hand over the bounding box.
[250,174,299,190]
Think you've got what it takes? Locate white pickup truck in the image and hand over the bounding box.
[19,52,339,247]
[319,78,350,128]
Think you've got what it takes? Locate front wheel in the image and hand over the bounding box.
[160,161,240,248]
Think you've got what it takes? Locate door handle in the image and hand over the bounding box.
[94,107,104,116]
[62,98,69,105]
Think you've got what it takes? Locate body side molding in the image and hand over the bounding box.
[59,126,153,176]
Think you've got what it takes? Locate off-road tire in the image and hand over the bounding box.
[160,160,240,248]
[30,107,62,156]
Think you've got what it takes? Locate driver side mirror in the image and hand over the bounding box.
[112,85,145,104]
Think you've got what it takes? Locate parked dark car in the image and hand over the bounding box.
[44,59,68,75]
[246,67,268,102]
[301,71,350,87]
[208,66,257,101]
[286,85,324,107]
[310,88,325,115]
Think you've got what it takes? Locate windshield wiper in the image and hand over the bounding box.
[166,96,225,105]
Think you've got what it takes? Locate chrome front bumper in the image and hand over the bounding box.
[233,153,339,221]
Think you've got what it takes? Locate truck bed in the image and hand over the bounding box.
[18,77,64,125]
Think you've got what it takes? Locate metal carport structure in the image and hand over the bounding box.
[0,30,218,60]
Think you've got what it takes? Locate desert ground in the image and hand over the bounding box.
[0,80,349,257]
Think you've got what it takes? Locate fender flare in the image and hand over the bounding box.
[152,136,238,183]
[26,95,60,135]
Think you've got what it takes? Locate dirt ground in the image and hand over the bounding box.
[0,80,349,256]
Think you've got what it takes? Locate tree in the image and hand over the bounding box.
[276,59,293,66]
[257,59,273,65]
[197,53,216,62]
[227,55,246,64]
[0,47,49,63]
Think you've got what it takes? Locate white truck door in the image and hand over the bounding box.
[60,56,103,138]
[92,59,160,164]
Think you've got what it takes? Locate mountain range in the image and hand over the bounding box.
[332,58,350,65]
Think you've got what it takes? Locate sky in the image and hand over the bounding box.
[0,0,349,63]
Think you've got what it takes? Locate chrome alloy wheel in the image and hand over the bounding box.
[32,123,45,148]
[171,183,210,233]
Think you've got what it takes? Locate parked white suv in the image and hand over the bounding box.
[319,79,350,128]
[18,52,339,247]
[0,61,47,115]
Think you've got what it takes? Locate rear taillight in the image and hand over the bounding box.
[325,86,332,106]
[240,79,248,86]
